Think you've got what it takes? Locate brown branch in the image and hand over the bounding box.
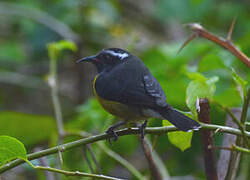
[140,138,163,180]
[198,98,218,180]
[183,23,250,67]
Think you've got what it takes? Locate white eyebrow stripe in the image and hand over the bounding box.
[104,50,129,59]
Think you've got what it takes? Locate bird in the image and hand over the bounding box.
[77,48,200,141]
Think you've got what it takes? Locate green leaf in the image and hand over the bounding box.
[186,72,218,117]
[163,120,193,151]
[0,136,27,167]
[231,68,248,99]
[47,40,77,61]
[0,112,56,146]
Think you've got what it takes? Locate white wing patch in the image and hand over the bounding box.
[105,50,129,60]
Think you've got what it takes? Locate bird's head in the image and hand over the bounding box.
[77,48,131,72]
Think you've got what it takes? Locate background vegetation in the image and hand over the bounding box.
[0,0,249,179]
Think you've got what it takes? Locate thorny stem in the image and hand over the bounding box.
[0,124,249,174]
[184,23,250,67]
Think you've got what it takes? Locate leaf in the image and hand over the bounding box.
[0,136,27,167]
[186,72,219,117]
[162,120,193,151]
[0,111,56,146]
[231,68,248,99]
[47,40,77,61]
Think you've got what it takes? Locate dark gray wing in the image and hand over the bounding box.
[95,57,167,108]
[143,74,167,107]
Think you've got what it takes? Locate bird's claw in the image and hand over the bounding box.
[106,128,118,144]
[139,120,148,139]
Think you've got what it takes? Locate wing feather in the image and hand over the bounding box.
[94,58,167,108]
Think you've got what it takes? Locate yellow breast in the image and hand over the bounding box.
[93,75,143,120]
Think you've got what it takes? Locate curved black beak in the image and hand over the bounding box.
[76,55,97,63]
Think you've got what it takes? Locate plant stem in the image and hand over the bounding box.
[140,137,166,180]
[185,23,250,67]
[214,145,250,154]
[198,98,218,180]
[26,161,123,180]
[225,88,250,180]
[98,142,145,180]
[66,132,145,179]
[0,124,249,174]
[224,107,250,148]
[49,58,65,137]
[232,144,250,154]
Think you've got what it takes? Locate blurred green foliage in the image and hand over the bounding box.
[0,0,249,179]
[0,112,56,147]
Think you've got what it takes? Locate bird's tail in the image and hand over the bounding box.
[159,107,200,132]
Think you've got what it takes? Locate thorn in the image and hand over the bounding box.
[227,17,237,41]
[177,33,197,54]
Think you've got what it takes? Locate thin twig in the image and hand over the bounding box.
[98,142,145,180]
[240,88,250,127]
[211,100,250,148]
[49,58,65,137]
[65,131,146,179]
[224,107,250,148]
[35,148,55,180]
[140,137,164,180]
[217,108,240,180]
[212,145,250,154]
[183,23,250,67]
[225,88,250,180]
[0,124,249,174]
[26,161,123,180]
[86,144,102,174]
[83,146,95,174]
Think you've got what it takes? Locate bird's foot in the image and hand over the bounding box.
[106,127,118,144]
[139,120,148,139]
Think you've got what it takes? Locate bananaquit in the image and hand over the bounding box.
[77,48,200,140]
